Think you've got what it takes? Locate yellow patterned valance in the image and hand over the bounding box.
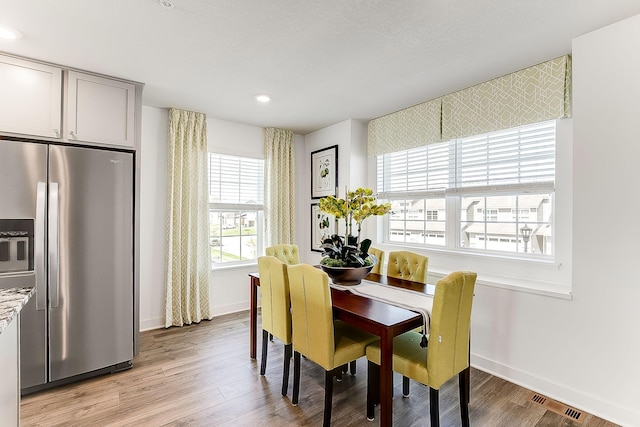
[367,98,441,156]
[442,55,572,141]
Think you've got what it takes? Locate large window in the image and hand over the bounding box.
[208,153,264,265]
[377,121,555,257]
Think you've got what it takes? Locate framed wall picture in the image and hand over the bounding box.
[311,203,335,252]
[311,145,338,199]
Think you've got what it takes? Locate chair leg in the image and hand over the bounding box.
[430,387,440,427]
[464,365,470,404]
[269,333,274,341]
[260,330,269,375]
[366,361,380,421]
[459,369,470,427]
[323,370,335,427]
[281,343,292,396]
[402,376,410,397]
[292,351,301,406]
[349,360,357,376]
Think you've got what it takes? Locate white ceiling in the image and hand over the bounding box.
[2,0,640,135]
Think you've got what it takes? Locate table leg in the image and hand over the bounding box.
[250,276,258,359]
[379,332,394,427]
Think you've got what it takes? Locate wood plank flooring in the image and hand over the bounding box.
[20,311,619,426]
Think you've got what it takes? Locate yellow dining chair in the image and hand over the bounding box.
[257,256,293,396]
[387,250,428,283]
[368,247,385,275]
[264,245,298,346]
[287,263,377,427]
[365,271,477,427]
[266,244,300,265]
[387,250,429,394]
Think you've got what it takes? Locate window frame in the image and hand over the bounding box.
[377,120,556,260]
[208,153,265,268]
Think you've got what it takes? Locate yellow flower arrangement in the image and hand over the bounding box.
[318,187,391,267]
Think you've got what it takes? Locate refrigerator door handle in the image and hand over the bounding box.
[49,182,60,308]
[35,181,47,311]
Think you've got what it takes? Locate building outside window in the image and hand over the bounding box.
[377,120,555,257]
[208,153,264,265]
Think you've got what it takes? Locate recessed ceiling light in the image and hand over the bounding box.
[0,25,23,40]
[255,94,271,103]
[158,0,175,10]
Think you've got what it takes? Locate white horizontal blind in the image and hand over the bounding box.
[378,121,555,195]
[454,121,556,190]
[377,141,450,198]
[208,153,264,207]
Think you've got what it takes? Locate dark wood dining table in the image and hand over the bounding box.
[248,271,434,427]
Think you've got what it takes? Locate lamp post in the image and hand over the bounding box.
[520,224,532,253]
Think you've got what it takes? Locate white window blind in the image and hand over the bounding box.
[208,153,264,209]
[377,120,556,195]
[377,141,449,199]
[453,121,556,192]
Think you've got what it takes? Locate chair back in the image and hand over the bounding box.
[257,256,292,344]
[266,244,300,265]
[387,251,428,283]
[287,263,336,371]
[426,271,476,389]
[369,247,385,275]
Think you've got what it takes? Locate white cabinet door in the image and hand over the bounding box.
[0,54,62,138]
[66,71,136,148]
[0,318,19,427]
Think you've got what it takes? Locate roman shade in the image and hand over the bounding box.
[442,55,572,141]
[367,55,572,154]
[367,98,442,156]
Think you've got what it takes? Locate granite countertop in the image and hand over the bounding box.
[0,287,34,335]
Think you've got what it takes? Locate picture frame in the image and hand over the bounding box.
[311,203,335,252]
[311,145,338,199]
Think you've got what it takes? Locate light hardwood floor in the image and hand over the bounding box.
[21,311,618,427]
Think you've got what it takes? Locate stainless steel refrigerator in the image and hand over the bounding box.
[0,139,134,392]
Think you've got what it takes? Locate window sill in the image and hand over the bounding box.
[428,267,572,300]
[384,242,558,266]
[211,261,257,272]
[381,243,572,299]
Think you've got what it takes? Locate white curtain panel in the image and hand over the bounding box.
[165,108,212,327]
[264,127,295,247]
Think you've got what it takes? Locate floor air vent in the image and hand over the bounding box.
[528,393,585,423]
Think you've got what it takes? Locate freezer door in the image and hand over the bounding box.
[0,140,48,389]
[48,145,133,381]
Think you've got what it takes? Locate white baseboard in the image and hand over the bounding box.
[211,302,250,317]
[140,317,164,331]
[471,353,639,427]
[139,302,251,332]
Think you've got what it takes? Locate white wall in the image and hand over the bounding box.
[568,14,640,425]
[300,119,368,263]
[139,106,168,330]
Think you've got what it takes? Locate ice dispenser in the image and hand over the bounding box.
[0,219,33,274]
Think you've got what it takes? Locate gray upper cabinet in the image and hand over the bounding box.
[65,71,136,148]
[0,53,140,149]
[0,54,62,139]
